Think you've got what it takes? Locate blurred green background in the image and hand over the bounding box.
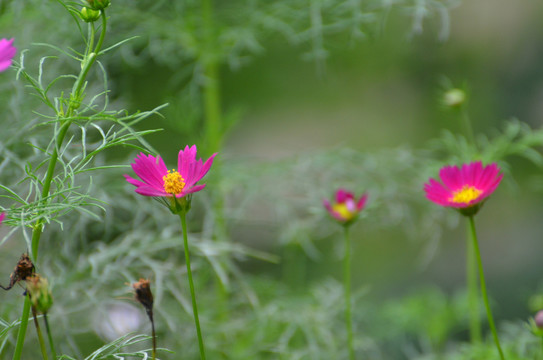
[2,0,543,358]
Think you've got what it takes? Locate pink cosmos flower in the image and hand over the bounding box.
[0,39,16,72]
[124,145,217,199]
[0,212,5,225]
[424,161,502,214]
[323,189,368,224]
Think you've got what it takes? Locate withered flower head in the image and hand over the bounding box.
[1,253,35,291]
[132,278,153,314]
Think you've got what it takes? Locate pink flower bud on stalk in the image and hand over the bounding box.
[323,189,368,226]
[0,38,16,72]
[423,161,503,216]
[535,310,543,329]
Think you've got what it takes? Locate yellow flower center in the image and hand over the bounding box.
[332,203,355,221]
[450,185,482,204]
[163,169,185,195]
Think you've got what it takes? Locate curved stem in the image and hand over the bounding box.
[179,213,206,360]
[466,222,481,343]
[344,226,355,360]
[468,216,505,360]
[31,309,49,360]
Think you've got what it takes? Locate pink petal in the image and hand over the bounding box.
[356,193,368,211]
[336,189,354,203]
[180,184,206,196]
[439,165,462,191]
[0,38,16,72]
[0,212,5,225]
[131,153,167,189]
[178,145,197,182]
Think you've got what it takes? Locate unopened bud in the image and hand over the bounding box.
[535,310,543,329]
[26,274,53,314]
[80,7,101,22]
[443,88,466,108]
[87,0,110,10]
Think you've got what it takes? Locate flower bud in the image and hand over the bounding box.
[443,88,466,108]
[535,310,543,329]
[26,274,53,314]
[79,7,101,22]
[87,0,110,11]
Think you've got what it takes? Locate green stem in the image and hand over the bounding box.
[149,310,156,360]
[201,0,222,154]
[43,314,57,360]
[12,13,107,360]
[468,216,505,360]
[12,296,31,360]
[344,226,355,360]
[179,212,206,360]
[31,309,49,360]
[466,222,481,343]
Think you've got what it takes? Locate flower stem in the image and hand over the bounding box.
[343,226,355,360]
[468,216,505,360]
[466,222,481,343]
[149,310,156,360]
[43,314,57,360]
[12,12,108,360]
[179,212,206,360]
[31,309,49,360]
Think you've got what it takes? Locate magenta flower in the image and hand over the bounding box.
[324,189,368,224]
[424,161,502,215]
[0,39,16,72]
[0,212,4,225]
[124,145,216,200]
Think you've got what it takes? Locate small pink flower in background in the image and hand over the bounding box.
[424,161,502,215]
[0,38,16,72]
[324,189,368,224]
[0,212,5,225]
[124,145,216,199]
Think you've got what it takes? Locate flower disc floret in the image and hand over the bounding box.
[163,169,185,195]
[324,189,368,225]
[424,161,502,215]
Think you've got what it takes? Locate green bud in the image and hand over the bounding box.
[26,274,53,314]
[87,0,110,11]
[443,88,466,108]
[80,7,101,23]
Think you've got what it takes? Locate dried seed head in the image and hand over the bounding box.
[26,274,53,314]
[133,279,153,314]
[1,253,35,291]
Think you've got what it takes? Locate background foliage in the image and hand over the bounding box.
[1,0,543,359]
